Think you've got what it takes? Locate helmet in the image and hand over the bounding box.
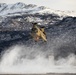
[32,22,38,25]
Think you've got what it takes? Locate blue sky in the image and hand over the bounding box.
[0,0,76,11]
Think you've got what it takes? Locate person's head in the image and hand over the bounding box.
[32,22,38,28]
[32,22,37,25]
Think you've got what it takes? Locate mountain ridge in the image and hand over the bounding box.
[0,2,76,17]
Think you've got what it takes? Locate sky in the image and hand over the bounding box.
[0,0,76,11]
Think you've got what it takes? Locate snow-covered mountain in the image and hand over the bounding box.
[0,2,76,17]
[0,2,76,31]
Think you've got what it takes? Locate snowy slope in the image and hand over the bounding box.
[0,2,76,74]
[0,2,76,17]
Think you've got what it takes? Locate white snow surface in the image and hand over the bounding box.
[0,2,76,17]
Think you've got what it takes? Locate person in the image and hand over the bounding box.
[30,22,47,42]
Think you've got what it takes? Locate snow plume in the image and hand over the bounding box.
[0,33,76,74]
